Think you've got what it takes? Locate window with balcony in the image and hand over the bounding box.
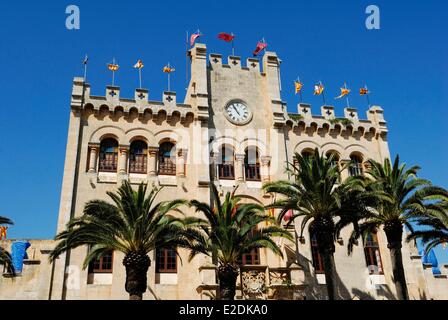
[244,147,261,181]
[310,233,324,274]
[326,151,340,169]
[349,154,363,176]
[218,145,235,180]
[158,142,176,175]
[129,140,148,174]
[363,232,384,274]
[156,247,177,273]
[99,138,118,172]
[240,249,260,265]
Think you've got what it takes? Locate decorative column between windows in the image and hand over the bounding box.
[88,143,99,173]
[177,148,188,178]
[118,146,129,175]
[340,159,350,181]
[235,154,245,182]
[260,156,272,183]
[148,147,159,176]
[210,151,219,181]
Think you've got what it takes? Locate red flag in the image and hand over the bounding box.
[190,32,202,47]
[218,32,235,42]
[253,41,267,56]
[283,210,293,222]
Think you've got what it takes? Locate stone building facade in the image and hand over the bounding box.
[1,43,447,300]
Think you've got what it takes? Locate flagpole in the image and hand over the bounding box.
[345,83,350,107]
[168,63,171,92]
[186,30,189,91]
[297,76,303,103]
[83,54,88,82]
[365,84,371,107]
[139,68,142,89]
[231,32,235,56]
[112,58,116,86]
[321,81,326,105]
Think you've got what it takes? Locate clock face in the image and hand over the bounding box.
[224,101,252,125]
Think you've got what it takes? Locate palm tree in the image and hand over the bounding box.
[186,184,293,300]
[346,155,446,300]
[407,194,448,254]
[49,181,195,300]
[263,150,364,300]
[0,216,14,274]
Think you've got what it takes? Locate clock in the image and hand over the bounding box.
[224,101,252,125]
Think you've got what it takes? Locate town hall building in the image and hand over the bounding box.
[1,43,447,300]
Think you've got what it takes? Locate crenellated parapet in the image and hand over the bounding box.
[285,103,388,140]
[208,53,261,72]
[70,77,195,122]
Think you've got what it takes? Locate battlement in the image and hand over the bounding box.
[70,77,195,121]
[286,103,388,137]
[209,53,262,72]
[208,50,280,76]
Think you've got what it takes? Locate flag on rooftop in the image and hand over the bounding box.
[218,32,235,42]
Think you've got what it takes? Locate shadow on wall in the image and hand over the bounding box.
[288,232,396,300]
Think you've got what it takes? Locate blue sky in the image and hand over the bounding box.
[0,1,446,260]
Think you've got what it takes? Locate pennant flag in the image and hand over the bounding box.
[335,86,351,99]
[314,83,324,95]
[83,55,89,65]
[294,81,303,94]
[108,63,119,72]
[253,41,267,56]
[163,65,175,73]
[190,31,202,47]
[218,32,235,42]
[360,87,370,95]
[266,208,275,226]
[133,59,144,69]
[0,226,7,240]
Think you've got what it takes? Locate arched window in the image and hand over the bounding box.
[363,232,383,274]
[293,149,314,169]
[158,142,176,175]
[301,149,314,160]
[349,154,363,176]
[99,138,118,172]
[326,151,340,169]
[310,233,324,274]
[129,140,148,174]
[244,147,261,181]
[218,145,235,180]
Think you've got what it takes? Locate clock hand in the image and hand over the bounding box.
[232,106,241,116]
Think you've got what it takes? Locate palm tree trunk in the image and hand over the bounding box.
[388,243,409,300]
[123,252,151,301]
[321,250,338,300]
[129,293,143,300]
[384,222,409,300]
[218,264,239,300]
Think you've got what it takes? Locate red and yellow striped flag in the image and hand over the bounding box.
[314,83,324,95]
[294,81,303,94]
[336,87,350,99]
[163,65,175,73]
[360,87,370,95]
[108,63,119,72]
